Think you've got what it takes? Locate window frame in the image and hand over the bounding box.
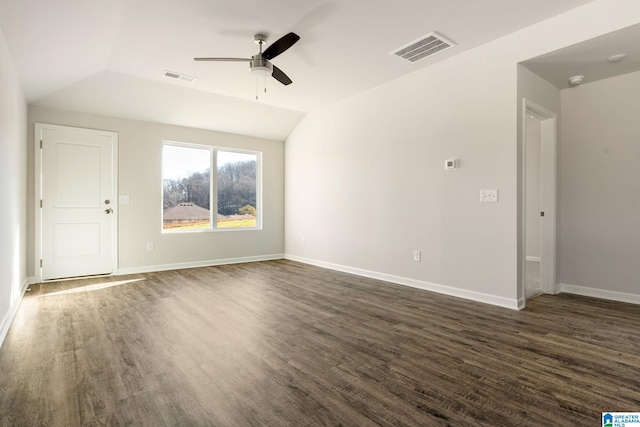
[161,140,262,233]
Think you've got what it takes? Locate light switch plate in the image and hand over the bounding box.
[480,189,498,202]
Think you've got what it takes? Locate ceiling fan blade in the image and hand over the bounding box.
[194,57,251,62]
[263,32,300,60]
[272,65,293,85]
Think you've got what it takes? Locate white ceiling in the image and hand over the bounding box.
[522,23,640,89]
[0,0,598,140]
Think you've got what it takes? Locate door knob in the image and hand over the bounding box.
[105,208,113,214]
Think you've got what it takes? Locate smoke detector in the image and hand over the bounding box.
[607,53,628,63]
[568,75,584,86]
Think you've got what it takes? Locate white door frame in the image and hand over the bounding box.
[34,123,119,283]
[520,99,557,306]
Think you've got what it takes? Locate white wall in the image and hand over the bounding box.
[28,106,284,275]
[559,70,640,298]
[286,49,518,308]
[0,27,28,346]
[285,0,640,309]
[525,115,541,259]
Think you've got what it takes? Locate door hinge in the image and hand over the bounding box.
[40,259,43,268]
[540,211,545,217]
[40,199,43,208]
[40,140,43,149]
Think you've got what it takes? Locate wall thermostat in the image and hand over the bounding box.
[445,159,459,170]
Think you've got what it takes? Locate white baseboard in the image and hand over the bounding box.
[526,256,541,262]
[559,283,640,305]
[0,277,30,349]
[285,254,520,310]
[117,253,284,276]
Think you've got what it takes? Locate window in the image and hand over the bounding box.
[162,142,260,232]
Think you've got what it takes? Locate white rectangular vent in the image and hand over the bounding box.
[163,70,196,83]
[391,32,455,63]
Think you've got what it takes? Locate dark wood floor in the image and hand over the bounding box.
[1,260,639,426]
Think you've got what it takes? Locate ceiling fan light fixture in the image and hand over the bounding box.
[250,56,273,78]
[251,65,271,77]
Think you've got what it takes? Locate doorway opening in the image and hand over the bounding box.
[525,113,542,298]
[521,99,557,306]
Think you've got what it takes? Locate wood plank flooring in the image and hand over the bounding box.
[1,260,639,426]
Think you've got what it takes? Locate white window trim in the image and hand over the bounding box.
[161,140,262,233]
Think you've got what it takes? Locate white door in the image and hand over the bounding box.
[38,124,117,281]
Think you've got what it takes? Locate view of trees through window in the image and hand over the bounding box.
[162,144,258,231]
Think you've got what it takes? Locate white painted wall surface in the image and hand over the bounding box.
[0,27,28,346]
[27,106,284,275]
[285,0,640,308]
[560,70,640,296]
[286,49,517,305]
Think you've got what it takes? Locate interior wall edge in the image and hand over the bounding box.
[284,254,521,311]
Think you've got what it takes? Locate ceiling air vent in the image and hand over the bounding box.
[391,32,455,63]
[163,70,196,83]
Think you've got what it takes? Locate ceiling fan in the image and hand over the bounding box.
[194,32,300,86]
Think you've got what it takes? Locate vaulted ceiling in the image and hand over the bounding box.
[0,0,598,139]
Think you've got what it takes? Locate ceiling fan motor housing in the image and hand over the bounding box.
[250,55,273,73]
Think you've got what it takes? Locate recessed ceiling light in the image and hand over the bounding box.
[607,53,628,63]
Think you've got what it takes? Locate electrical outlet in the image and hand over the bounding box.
[413,250,421,262]
[146,242,154,251]
[302,236,306,245]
